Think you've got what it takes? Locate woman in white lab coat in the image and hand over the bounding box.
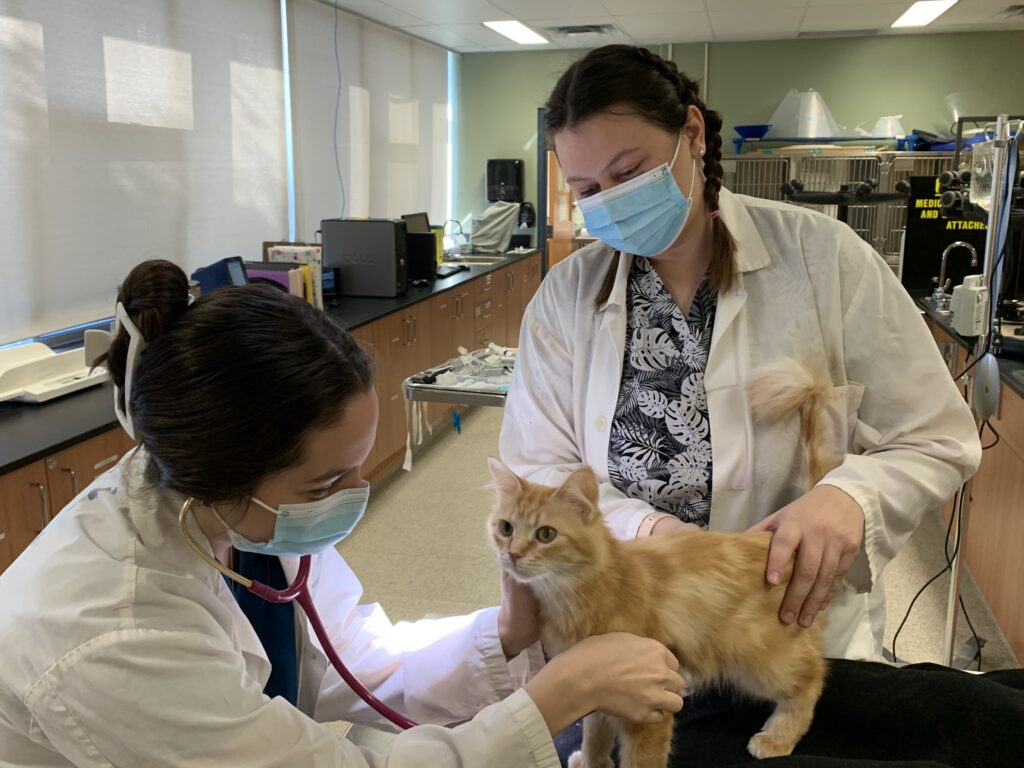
[501,45,983,663]
[0,260,685,767]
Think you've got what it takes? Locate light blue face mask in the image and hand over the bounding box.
[576,135,696,257]
[216,481,370,557]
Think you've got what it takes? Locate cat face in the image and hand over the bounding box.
[486,459,602,584]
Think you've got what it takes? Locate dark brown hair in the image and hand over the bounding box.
[544,45,737,303]
[96,259,373,503]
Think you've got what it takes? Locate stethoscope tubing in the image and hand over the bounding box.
[180,499,418,730]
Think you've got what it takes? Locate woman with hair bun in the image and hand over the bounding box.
[0,259,686,766]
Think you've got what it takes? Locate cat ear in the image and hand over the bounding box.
[488,457,524,498]
[555,466,599,519]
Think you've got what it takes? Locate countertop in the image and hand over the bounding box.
[0,251,539,475]
[915,296,1024,400]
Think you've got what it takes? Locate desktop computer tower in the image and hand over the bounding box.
[321,218,408,298]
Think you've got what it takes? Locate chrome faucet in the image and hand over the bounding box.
[937,241,979,296]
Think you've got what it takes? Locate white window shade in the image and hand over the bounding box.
[0,0,287,346]
[289,1,449,240]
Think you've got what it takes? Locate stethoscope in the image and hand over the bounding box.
[178,498,418,730]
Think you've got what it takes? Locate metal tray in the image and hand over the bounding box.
[403,347,515,408]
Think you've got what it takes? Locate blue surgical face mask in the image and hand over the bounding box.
[576,135,697,257]
[216,481,370,557]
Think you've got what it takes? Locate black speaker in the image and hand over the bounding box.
[487,159,524,203]
[406,231,437,285]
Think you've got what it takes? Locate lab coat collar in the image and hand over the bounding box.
[595,187,770,312]
[121,451,274,680]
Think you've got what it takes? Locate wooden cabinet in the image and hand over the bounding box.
[44,430,133,514]
[0,461,49,573]
[925,316,1024,662]
[0,426,135,574]
[507,254,542,347]
[349,323,382,477]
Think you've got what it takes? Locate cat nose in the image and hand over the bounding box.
[508,552,522,563]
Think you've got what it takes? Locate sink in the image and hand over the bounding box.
[442,253,507,265]
[924,295,952,316]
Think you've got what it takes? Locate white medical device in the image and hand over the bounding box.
[0,343,109,404]
[950,274,989,337]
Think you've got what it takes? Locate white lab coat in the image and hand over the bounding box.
[500,187,982,661]
[0,451,557,767]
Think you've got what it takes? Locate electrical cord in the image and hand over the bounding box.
[891,493,958,666]
[332,1,347,219]
[890,421,997,670]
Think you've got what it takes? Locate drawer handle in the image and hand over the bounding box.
[61,467,79,497]
[94,454,120,471]
[30,482,51,529]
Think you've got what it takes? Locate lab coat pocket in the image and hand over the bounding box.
[822,381,865,457]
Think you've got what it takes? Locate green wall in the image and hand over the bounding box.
[456,31,1024,222]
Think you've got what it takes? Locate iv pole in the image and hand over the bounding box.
[941,114,1012,667]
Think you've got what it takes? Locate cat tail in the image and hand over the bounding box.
[747,360,840,489]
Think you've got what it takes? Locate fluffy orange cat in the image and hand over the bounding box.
[487,361,837,767]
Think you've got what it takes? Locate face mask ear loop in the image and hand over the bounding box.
[250,497,283,516]
[113,302,146,441]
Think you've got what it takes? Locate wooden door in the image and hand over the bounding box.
[491,267,511,349]
[453,288,475,351]
[45,427,134,515]
[506,262,525,348]
[0,461,49,573]
[349,323,382,476]
[375,313,409,468]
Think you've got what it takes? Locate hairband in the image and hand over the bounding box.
[709,210,721,220]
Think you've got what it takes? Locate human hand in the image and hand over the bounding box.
[573,633,684,724]
[650,516,701,536]
[497,571,540,658]
[748,484,864,628]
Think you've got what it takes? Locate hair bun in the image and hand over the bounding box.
[99,259,189,390]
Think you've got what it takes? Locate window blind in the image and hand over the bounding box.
[288,0,450,240]
[0,0,287,345]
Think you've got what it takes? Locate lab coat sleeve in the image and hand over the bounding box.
[310,547,546,727]
[25,627,559,768]
[817,236,982,593]
[500,281,663,540]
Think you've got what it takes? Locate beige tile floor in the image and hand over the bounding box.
[336,406,1018,746]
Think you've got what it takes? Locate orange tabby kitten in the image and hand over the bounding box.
[487,361,836,767]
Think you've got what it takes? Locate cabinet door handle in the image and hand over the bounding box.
[31,482,51,529]
[61,467,79,497]
[94,454,119,471]
[411,316,418,343]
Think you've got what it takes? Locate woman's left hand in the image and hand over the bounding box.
[747,484,865,628]
[497,571,541,659]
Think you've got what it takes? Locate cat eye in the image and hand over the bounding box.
[536,526,557,543]
[496,519,513,537]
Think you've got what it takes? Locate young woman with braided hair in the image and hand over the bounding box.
[498,45,1024,767]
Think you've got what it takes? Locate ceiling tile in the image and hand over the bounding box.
[931,0,1024,25]
[490,0,610,20]
[333,0,430,27]
[601,0,705,13]
[614,12,713,42]
[381,0,509,25]
[399,24,478,50]
[800,3,907,31]
[709,7,805,38]
[705,0,807,10]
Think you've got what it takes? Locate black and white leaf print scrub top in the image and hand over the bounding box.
[607,257,718,528]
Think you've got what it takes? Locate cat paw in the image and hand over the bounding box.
[567,751,614,768]
[747,732,796,759]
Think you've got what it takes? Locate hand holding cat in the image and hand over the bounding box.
[497,571,541,658]
[748,484,865,628]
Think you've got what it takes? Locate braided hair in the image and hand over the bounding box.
[544,44,737,296]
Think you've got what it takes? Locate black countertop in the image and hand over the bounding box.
[915,296,1024,400]
[327,249,537,330]
[0,251,538,475]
